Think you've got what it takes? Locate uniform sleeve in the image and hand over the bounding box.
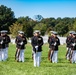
[71,38,74,45]
[5,36,11,44]
[57,38,60,46]
[31,37,36,52]
[23,37,27,45]
[49,37,54,46]
[48,37,55,46]
[55,37,60,46]
[38,37,44,47]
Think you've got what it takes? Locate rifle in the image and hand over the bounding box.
[15,48,17,60]
[48,37,56,62]
[69,50,73,63]
[66,48,71,59]
[48,49,51,60]
[15,36,23,61]
[17,48,20,61]
[48,48,54,62]
[15,48,20,61]
[50,50,54,61]
[69,44,74,63]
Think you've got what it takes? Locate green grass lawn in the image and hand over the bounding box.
[0,43,76,75]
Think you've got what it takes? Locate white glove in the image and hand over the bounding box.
[72,43,76,46]
[35,46,38,51]
[19,42,23,45]
[0,40,3,44]
[54,42,56,46]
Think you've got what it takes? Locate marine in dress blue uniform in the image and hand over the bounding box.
[70,32,76,63]
[66,31,75,60]
[2,30,11,60]
[15,31,27,62]
[31,30,43,67]
[0,30,10,61]
[48,31,60,63]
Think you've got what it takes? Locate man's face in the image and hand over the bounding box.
[55,34,57,37]
[53,34,57,37]
[52,33,56,37]
[33,33,36,36]
[19,33,23,37]
[1,33,5,36]
[35,32,39,37]
[69,33,72,36]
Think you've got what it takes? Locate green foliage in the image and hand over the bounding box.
[0,5,15,31]
[55,18,71,36]
[55,23,68,36]
[23,22,33,38]
[9,22,23,37]
[17,16,33,38]
[0,5,76,37]
[34,23,47,35]
[73,19,76,31]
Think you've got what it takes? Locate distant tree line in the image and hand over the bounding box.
[0,5,76,38]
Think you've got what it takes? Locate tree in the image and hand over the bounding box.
[34,23,47,35]
[73,19,76,31]
[55,22,69,36]
[17,16,33,38]
[23,24,33,38]
[0,5,15,31]
[41,18,56,27]
[9,22,23,37]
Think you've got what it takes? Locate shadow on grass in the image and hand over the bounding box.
[58,58,69,63]
[25,57,33,62]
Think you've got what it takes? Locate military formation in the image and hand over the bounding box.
[48,31,60,63]
[31,30,43,67]
[15,31,27,62]
[0,30,76,67]
[0,30,10,61]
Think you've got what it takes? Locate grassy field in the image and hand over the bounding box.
[0,43,76,75]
